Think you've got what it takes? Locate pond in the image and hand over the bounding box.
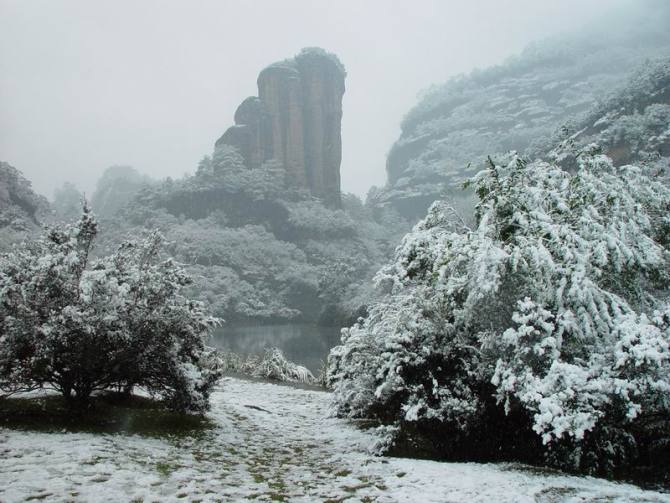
[209,323,343,374]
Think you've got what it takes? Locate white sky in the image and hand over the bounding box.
[0,0,634,199]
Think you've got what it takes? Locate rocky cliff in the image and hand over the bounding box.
[216,48,345,208]
[0,162,50,251]
[542,57,670,173]
[373,5,670,222]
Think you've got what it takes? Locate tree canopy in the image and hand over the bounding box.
[0,206,221,412]
[328,149,670,476]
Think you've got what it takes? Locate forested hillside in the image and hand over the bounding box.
[373,4,670,221]
[540,56,670,173]
[98,145,406,324]
[0,162,50,252]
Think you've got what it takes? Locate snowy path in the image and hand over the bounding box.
[1,377,668,502]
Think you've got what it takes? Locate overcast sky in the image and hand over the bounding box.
[0,0,635,199]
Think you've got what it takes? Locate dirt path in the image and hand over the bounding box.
[1,378,668,502]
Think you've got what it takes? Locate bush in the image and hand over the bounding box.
[251,348,316,384]
[0,206,221,413]
[328,150,670,478]
[209,347,316,385]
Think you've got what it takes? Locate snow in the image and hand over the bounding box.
[1,377,668,503]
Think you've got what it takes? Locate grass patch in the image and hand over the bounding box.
[25,494,52,501]
[535,486,580,500]
[342,483,370,493]
[268,479,287,492]
[156,461,178,477]
[0,392,214,437]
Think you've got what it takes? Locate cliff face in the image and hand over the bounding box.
[0,162,50,251]
[216,48,345,208]
[549,57,670,171]
[374,9,670,222]
[0,162,50,229]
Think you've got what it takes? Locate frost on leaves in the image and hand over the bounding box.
[0,205,221,413]
[328,151,670,475]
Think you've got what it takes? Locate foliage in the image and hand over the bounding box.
[284,199,357,238]
[248,348,316,384]
[0,206,221,413]
[328,151,670,477]
[174,222,318,322]
[0,162,50,247]
[98,142,401,324]
[196,147,289,201]
[543,56,670,173]
[208,347,316,385]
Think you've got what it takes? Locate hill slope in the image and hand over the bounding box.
[374,4,670,221]
[0,162,50,251]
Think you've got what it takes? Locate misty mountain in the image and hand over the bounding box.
[104,145,404,326]
[541,56,670,172]
[0,162,50,251]
[2,2,670,498]
[372,6,670,221]
[90,165,155,219]
[84,50,407,326]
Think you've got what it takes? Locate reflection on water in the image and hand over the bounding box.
[208,324,343,374]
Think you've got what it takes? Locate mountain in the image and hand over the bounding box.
[96,49,403,325]
[215,48,345,208]
[541,56,670,173]
[372,3,670,221]
[0,162,50,251]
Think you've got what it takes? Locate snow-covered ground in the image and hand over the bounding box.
[1,377,668,502]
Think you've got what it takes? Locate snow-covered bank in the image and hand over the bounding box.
[1,377,667,502]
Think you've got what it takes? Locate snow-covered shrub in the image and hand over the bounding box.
[210,347,316,385]
[0,206,221,413]
[251,348,316,384]
[328,151,670,476]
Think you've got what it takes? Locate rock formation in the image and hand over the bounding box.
[374,12,670,222]
[0,162,50,229]
[216,48,345,208]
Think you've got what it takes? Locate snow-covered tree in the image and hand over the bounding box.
[328,150,670,475]
[0,205,221,413]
